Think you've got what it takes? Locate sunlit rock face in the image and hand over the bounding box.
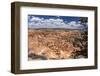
[28,29,88,60]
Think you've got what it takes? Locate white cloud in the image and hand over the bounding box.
[68,21,82,27]
[28,16,87,29]
[30,16,43,22]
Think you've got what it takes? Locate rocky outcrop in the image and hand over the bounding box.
[28,29,88,60]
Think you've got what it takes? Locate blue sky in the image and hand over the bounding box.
[28,15,88,29]
[28,15,81,22]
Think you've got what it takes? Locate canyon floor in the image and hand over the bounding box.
[28,29,88,60]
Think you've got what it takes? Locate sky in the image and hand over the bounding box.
[28,15,88,29]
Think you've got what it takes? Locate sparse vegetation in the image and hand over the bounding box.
[28,29,88,60]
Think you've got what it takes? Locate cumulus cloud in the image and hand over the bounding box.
[68,21,83,27]
[28,16,87,29]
